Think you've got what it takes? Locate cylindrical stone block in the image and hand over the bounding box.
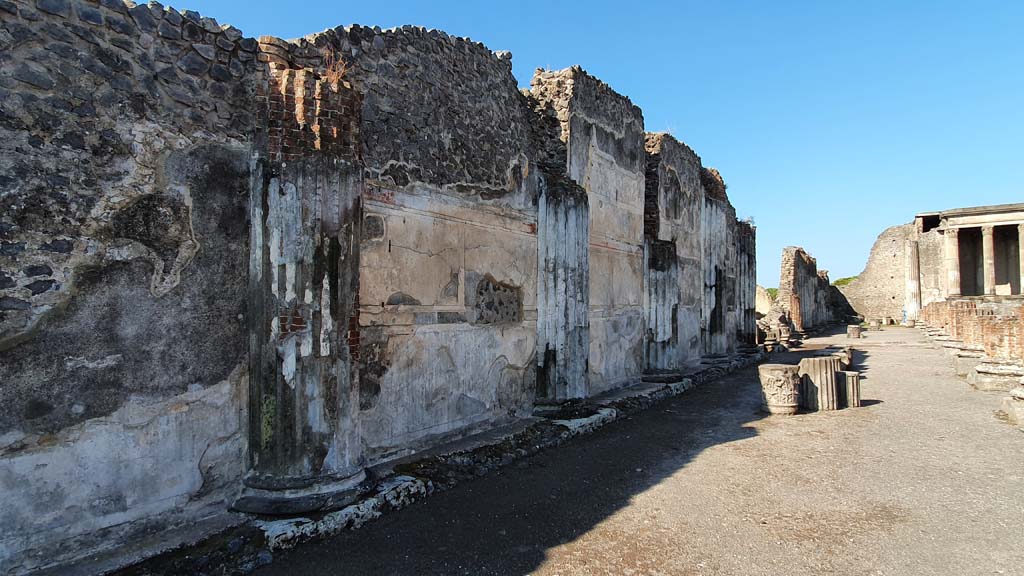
[757,364,801,415]
[798,356,842,411]
[868,319,881,331]
[837,371,861,408]
[846,325,863,339]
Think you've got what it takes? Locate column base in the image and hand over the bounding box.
[232,469,369,515]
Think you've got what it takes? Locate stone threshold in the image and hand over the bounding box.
[103,350,765,575]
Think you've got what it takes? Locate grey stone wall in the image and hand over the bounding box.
[530,67,646,395]
[0,0,257,571]
[643,134,704,369]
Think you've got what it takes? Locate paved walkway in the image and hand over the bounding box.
[254,328,1023,576]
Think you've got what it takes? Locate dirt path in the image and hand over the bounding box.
[254,327,1023,576]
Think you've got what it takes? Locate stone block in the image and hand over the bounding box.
[954,353,984,378]
[846,324,863,338]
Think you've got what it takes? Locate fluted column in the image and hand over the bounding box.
[982,226,996,295]
[945,228,961,297]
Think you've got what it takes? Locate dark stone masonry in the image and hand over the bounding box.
[0,2,756,573]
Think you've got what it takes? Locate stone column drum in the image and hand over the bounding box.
[982,225,996,295]
[847,325,863,339]
[837,371,861,408]
[798,356,842,411]
[944,227,961,297]
[757,364,801,415]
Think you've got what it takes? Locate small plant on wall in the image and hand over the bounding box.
[322,49,349,87]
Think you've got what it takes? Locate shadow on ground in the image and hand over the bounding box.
[241,366,769,576]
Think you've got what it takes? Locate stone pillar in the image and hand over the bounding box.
[237,48,367,514]
[982,225,996,295]
[798,356,841,411]
[1018,224,1024,295]
[757,364,801,415]
[905,240,921,321]
[945,228,960,297]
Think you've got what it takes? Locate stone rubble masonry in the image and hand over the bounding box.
[839,223,917,322]
[772,246,846,334]
[0,2,757,573]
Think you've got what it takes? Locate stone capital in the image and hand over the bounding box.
[982,225,994,237]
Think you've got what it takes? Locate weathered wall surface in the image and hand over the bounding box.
[918,228,945,307]
[776,247,834,331]
[530,68,645,395]
[839,223,914,322]
[735,221,757,344]
[280,25,542,462]
[701,169,737,355]
[0,6,758,572]
[0,0,256,571]
[643,134,704,370]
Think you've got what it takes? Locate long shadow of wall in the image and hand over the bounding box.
[246,369,767,576]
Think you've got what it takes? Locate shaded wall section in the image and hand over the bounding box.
[0,0,257,571]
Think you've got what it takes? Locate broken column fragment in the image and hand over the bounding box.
[798,356,842,411]
[757,363,801,414]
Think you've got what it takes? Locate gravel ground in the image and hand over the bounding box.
[253,327,1023,576]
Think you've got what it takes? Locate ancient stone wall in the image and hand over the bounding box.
[530,67,646,394]
[0,1,256,571]
[701,174,738,355]
[838,223,914,322]
[0,4,757,571]
[736,220,757,344]
[642,133,704,370]
[283,25,542,462]
[776,247,836,332]
[917,227,945,308]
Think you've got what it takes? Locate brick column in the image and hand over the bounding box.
[982,225,996,295]
[1018,224,1024,295]
[945,228,961,297]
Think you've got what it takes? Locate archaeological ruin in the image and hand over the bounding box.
[0,1,759,572]
[843,204,1024,426]
[756,246,853,349]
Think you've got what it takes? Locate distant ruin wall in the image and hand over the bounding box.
[0,3,756,572]
[839,224,914,322]
[776,247,836,331]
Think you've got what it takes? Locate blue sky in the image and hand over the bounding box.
[193,0,1023,287]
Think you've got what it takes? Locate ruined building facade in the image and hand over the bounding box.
[843,204,1024,391]
[757,246,851,345]
[0,2,755,571]
[841,203,1024,323]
